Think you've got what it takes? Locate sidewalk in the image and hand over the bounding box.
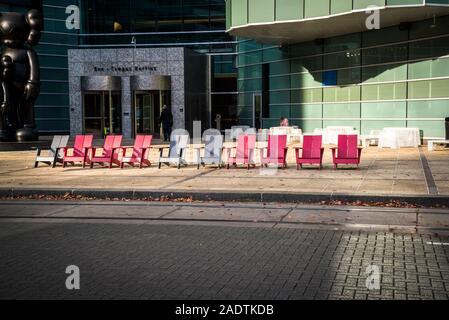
[1,146,449,205]
[1,201,449,233]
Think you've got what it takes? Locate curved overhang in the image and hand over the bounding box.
[228,5,449,45]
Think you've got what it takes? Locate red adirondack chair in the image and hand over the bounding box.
[331,134,363,169]
[120,135,153,168]
[88,135,123,168]
[295,135,324,169]
[260,135,288,168]
[226,134,256,169]
[62,135,94,168]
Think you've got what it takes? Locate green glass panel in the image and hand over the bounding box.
[292,88,323,103]
[362,44,408,65]
[324,33,361,53]
[323,103,361,118]
[226,0,231,29]
[263,46,288,63]
[361,83,406,100]
[387,0,422,5]
[231,0,248,26]
[331,0,352,14]
[291,56,323,73]
[337,68,361,85]
[324,51,361,69]
[276,0,304,20]
[238,106,254,118]
[323,86,360,102]
[269,61,290,75]
[270,91,291,104]
[361,64,407,83]
[361,102,407,118]
[291,72,323,88]
[289,41,323,57]
[408,100,449,118]
[270,75,290,90]
[238,93,255,106]
[362,26,408,46]
[270,105,290,118]
[249,0,274,23]
[409,79,449,99]
[407,120,444,138]
[238,65,262,79]
[304,0,329,18]
[409,36,449,60]
[290,104,322,118]
[291,120,323,132]
[354,0,385,9]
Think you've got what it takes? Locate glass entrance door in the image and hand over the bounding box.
[253,93,262,129]
[83,91,121,137]
[134,91,167,137]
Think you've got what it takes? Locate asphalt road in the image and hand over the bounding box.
[0,201,449,300]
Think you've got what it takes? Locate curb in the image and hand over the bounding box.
[1,187,449,207]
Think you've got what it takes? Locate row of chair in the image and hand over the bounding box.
[34,133,362,170]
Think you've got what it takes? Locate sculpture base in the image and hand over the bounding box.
[15,127,39,142]
[0,129,15,142]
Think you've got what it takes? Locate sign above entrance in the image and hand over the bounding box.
[92,64,157,73]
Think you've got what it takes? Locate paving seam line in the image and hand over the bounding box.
[419,147,438,195]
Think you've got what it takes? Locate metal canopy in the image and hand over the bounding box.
[228,6,449,45]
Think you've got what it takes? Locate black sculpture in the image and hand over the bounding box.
[0,9,42,142]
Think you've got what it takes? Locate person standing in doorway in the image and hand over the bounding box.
[280,117,289,127]
[160,105,173,141]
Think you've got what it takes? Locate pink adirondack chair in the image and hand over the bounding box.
[331,134,363,169]
[226,134,256,169]
[120,135,153,168]
[295,135,324,169]
[88,135,123,168]
[62,135,93,168]
[260,135,288,168]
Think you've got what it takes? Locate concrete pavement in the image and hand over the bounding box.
[0,146,449,198]
[0,201,448,234]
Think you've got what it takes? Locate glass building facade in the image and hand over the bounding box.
[227,0,449,138]
[0,0,237,134]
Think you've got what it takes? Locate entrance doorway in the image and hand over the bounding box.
[253,93,262,129]
[83,91,121,138]
[133,91,170,138]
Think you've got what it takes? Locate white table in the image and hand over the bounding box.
[378,128,421,149]
[313,126,358,145]
[269,127,302,143]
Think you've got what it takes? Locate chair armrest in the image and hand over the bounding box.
[89,147,98,157]
[159,146,169,157]
[61,147,71,157]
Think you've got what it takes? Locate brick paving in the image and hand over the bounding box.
[1,220,448,300]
